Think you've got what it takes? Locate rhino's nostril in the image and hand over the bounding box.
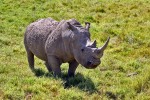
[87,61,92,66]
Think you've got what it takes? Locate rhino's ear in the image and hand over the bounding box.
[67,22,77,31]
[85,22,90,31]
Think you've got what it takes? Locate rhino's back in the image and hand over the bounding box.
[24,18,59,61]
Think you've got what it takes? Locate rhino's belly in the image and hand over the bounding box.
[27,35,47,61]
[29,45,47,61]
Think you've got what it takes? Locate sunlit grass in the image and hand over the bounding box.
[0,0,150,99]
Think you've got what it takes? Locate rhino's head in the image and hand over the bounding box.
[67,21,110,69]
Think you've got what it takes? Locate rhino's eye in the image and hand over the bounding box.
[81,48,84,52]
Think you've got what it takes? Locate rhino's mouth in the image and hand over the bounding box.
[83,61,100,69]
[89,65,98,69]
[84,65,98,69]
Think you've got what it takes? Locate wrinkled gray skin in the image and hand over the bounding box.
[24,18,110,77]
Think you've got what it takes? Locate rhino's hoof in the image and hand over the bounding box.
[68,73,75,77]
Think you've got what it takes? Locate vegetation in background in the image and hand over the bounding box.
[0,0,150,99]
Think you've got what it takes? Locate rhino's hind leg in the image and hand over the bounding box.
[26,50,34,71]
[47,56,62,77]
[68,60,79,77]
[45,61,52,72]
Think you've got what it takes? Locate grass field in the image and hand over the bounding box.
[0,0,150,99]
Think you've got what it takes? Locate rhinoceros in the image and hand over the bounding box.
[24,18,110,77]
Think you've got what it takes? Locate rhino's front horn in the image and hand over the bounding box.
[85,22,90,31]
[95,37,110,54]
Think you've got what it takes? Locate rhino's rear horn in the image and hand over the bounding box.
[85,22,90,31]
[91,40,96,47]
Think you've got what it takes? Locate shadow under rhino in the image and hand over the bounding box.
[33,68,97,93]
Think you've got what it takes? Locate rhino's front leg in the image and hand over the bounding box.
[68,60,79,77]
[45,61,52,72]
[47,56,62,77]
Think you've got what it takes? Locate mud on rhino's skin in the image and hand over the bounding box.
[24,17,110,77]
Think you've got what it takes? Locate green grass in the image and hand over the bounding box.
[0,0,150,99]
